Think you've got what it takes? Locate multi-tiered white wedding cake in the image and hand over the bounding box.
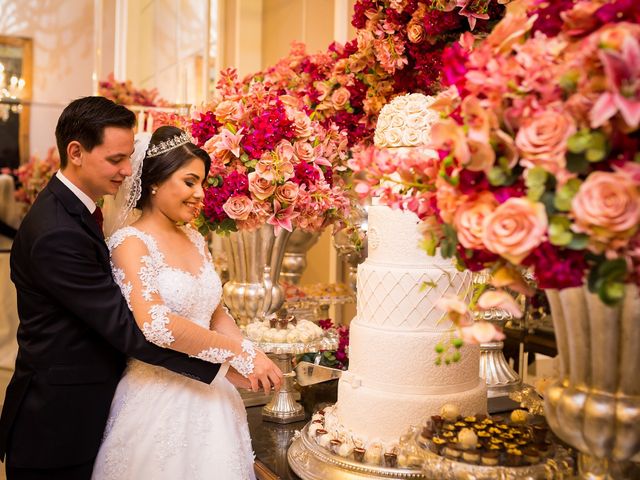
[324,94,487,448]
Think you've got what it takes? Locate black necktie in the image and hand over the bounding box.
[92,206,104,231]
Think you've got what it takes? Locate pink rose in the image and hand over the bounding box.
[454,192,498,250]
[331,87,351,111]
[515,110,576,176]
[293,141,314,162]
[275,182,299,205]
[407,22,425,43]
[248,172,276,201]
[482,198,548,264]
[222,195,253,221]
[292,113,313,138]
[572,171,640,251]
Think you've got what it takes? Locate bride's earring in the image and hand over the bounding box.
[151,188,157,195]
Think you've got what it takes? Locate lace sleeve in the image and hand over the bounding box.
[109,231,256,377]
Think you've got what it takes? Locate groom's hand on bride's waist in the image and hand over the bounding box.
[225,367,252,389]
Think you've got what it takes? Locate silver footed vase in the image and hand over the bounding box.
[280,230,320,285]
[545,285,640,479]
[221,224,291,325]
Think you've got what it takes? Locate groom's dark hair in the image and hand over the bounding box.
[55,96,136,168]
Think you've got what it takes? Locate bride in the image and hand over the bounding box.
[92,126,282,479]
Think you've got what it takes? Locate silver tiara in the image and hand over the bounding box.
[146,131,195,157]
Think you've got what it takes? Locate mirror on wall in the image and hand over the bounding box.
[0,35,32,169]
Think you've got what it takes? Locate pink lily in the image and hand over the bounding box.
[477,290,523,318]
[460,321,506,344]
[591,35,640,129]
[457,1,490,31]
[214,128,244,158]
[267,200,299,236]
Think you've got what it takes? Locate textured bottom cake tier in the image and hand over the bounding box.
[329,375,487,447]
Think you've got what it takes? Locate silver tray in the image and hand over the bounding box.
[288,424,425,480]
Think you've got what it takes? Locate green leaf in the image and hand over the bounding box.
[527,184,545,202]
[488,166,507,186]
[420,234,438,257]
[554,178,582,211]
[566,152,590,174]
[634,152,640,163]
[567,130,590,154]
[598,258,627,281]
[567,234,589,250]
[540,191,557,217]
[600,281,625,306]
[526,167,548,187]
[549,216,573,246]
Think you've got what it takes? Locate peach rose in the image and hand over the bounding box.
[248,172,276,201]
[275,182,300,205]
[222,195,253,221]
[572,171,640,250]
[315,81,332,102]
[515,110,576,176]
[331,87,351,111]
[214,100,240,122]
[454,192,498,249]
[482,198,548,264]
[407,22,425,43]
[293,141,315,162]
[275,140,295,163]
[465,139,496,172]
[293,114,313,138]
[255,159,275,182]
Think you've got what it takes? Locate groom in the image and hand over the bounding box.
[0,97,251,480]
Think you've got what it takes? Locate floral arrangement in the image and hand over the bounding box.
[244,1,509,149]
[12,147,60,206]
[353,0,640,307]
[99,73,169,107]
[298,318,350,370]
[190,70,351,236]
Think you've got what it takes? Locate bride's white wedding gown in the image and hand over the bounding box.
[92,226,256,480]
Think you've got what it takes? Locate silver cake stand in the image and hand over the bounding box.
[288,424,425,480]
[259,336,338,424]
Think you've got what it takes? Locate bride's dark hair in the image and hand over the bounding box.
[136,125,211,209]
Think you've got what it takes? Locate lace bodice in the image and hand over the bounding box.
[108,226,221,328]
[106,225,256,376]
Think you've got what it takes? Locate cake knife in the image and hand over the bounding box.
[294,361,343,387]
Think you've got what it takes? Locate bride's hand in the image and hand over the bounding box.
[248,350,284,394]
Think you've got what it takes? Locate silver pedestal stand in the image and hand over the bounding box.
[477,310,521,398]
[473,272,521,398]
[259,337,338,424]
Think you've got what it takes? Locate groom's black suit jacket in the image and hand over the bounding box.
[0,175,220,469]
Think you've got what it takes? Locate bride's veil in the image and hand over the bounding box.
[102,132,151,237]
